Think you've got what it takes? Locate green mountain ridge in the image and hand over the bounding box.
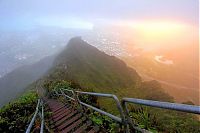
[46,37,173,102]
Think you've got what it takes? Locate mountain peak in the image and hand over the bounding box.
[66,36,98,53]
[67,36,83,47]
[51,37,141,90]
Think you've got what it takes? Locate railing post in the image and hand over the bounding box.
[75,91,87,115]
[121,100,148,133]
[111,95,128,132]
[122,100,130,133]
[75,91,129,132]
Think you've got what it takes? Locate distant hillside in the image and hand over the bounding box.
[46,37,173,101]
[123,51,199,105]
[0,55,55,107]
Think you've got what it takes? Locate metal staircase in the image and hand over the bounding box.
[25,88,200,133]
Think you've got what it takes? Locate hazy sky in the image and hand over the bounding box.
[0,0,198,30]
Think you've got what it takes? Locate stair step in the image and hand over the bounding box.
[52,107,67,114]
[54,110,77,122]
[47,101,60,104]
[53,106,70,114]
[88,126,100,133]
[57,113,82,130]
[53,108,70,118]
[50,104,64,109]
[74,120,92,133]
[61,117,86,133]
[54,111,73,126]
[88,129,95,133]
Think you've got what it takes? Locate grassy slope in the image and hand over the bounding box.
[44,37,173,113]
[50,37,141,92]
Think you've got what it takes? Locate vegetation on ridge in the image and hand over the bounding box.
[44,80,200,133]
[0,91,38,132]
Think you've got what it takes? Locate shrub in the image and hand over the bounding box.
[0,91,38,132]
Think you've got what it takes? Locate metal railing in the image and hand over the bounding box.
[121,98,200,132]
[56,88,126,124]
[26,99,44,133]
[76,91,126,124]
[53,88,200,133]
[59,88,76,101]
[122,98,200,114]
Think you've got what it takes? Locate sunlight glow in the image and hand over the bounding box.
[117,20,194,50]
[130,21,187,40]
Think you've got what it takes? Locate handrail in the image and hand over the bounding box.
[56,89,126,123]
[26,99,44,133]
[56,88,129,130]
[26,99,40,133]
[53,88,200,133]
[79,101,122,122]
[60,88,75,101]
[122,98,200,114]
[76,91,126,124]
[121,98,200,132]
